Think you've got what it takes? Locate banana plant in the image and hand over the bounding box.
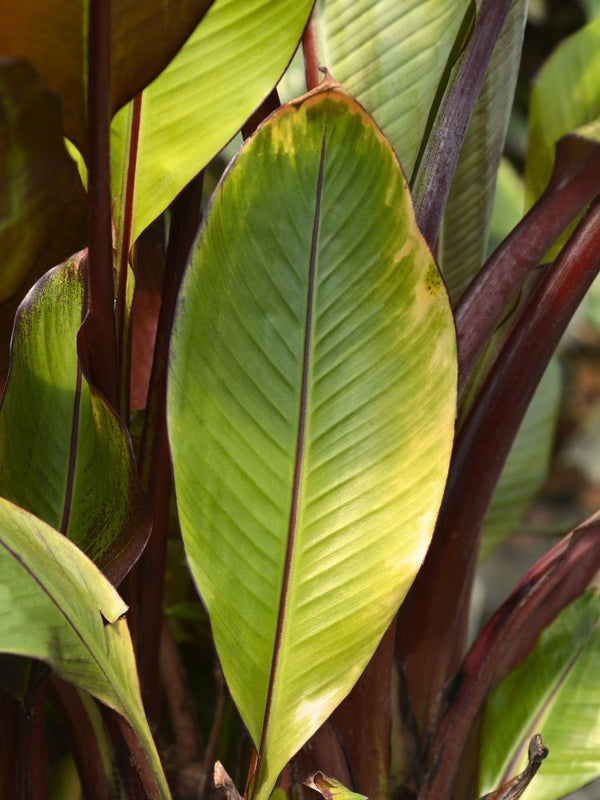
[0,2,599,800]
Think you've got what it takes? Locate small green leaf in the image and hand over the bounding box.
[526,15,600,208]
[305,772,367,800]
[479,591,600,800]
[168,80,457,800]
[0,251,149,584]
[0,498,170,798]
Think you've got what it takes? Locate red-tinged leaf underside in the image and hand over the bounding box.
[167,82,457,800]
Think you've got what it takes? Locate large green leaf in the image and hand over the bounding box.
[0,497,170,798]
[168,81,457,800]
[315,0,472,178]
[439,0,526,302]
[0,60,85,304]
[110,0,314,244]
[479,591,600,800]
[0,0,214,153]
[0,250,149,584]
[526,15,600,208]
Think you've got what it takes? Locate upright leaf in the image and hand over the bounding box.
[110,0,314,244]
[0,498,170,799]
[439,0,526,302]
[479,591,600,800]
[168,80,457,800]
[0,60,86,304]
[315,0,471,178]
[0,251,149,584]
[0,0,214,153]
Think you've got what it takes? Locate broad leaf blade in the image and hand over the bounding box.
[0,251,149,584]
[317,0,472,177]
[479,591,600,800]
[0,498,170,798]
[439,0,526,302]
[110,0,314,244]
[0,0,214,153]
[168,82,457,800]
[0,60,86,304]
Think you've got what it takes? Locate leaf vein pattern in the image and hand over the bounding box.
[253,133,328,788]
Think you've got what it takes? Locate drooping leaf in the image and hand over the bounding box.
[526,15,600,208]
[0,60,86,304]
[0,0,215,153]
[314,0,472,178]
[0,251,149,584]
[479,591,600,800]
[168,80,457,800]
[110,0,314,245]
[439,0,526,302]
[0,497,170,799]
[480,358,561,559]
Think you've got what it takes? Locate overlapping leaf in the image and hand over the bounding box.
[0,0,214,153]
[315,0,472,177]
[0,251,149,584]
[479,591,600,800]
[0,61,86,304]
[439,0,526,302]
[526,15,600,207]
[110,0,314,244]
[0,497,170,799]
[168,81,457,800]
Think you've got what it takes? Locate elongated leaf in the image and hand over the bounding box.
[0,497,170,798]
[479,591,600,800]
[110,0,314,244]
[315,0,472,178]
[439,0,526,302]
[0,60,85,304]
[526,15,600,207]
[0,251,149,584]
[0,0,214,153]
[487,158,524,256]
[168,81,457,800]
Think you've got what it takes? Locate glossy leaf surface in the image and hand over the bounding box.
[439,0,526,302]
[0,251,148,584]
[0,0,214,153]
[110,0,314,244]
[316,0,471,177]
[0,61,85,304]
[480,591,600,800]
[0,498,170,798]
[168,82,457,800]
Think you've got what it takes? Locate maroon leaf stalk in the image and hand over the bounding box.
[396,199,600,751]
[84,0,118,406]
